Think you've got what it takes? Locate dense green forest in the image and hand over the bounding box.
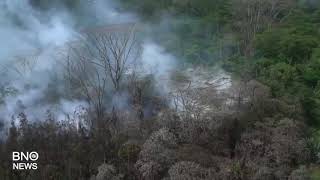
[1,0,320,179]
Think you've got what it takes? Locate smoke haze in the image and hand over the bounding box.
[0,0,177,129]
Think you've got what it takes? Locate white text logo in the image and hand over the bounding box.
[12,152,38,170]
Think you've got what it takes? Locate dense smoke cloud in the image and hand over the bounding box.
[0,0,177,129]
[0,0,77,124]
[141,42,177,93]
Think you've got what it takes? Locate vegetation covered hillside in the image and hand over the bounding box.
[0,0,319,179]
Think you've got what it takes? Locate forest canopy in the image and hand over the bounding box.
[0,0,320,179]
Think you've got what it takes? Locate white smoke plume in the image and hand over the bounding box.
[0,0,177,128]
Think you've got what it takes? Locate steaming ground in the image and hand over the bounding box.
[168,67,234,114]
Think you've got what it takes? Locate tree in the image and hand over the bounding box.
[167,161,212,179]
[256,28,318,64]
[232,0,294,56]
[66,25,141,121]
[65,50,108,121]
[84,26,141,91]
[7,120,19,152]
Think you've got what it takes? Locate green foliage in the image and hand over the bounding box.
[256,28,318,64]
[120,0,234,64]
[309,128,320,158]
[304,85,320,125]
[279,34,317,63]
[311,167,320,180]
[119,0,172,19]
[118,144,141,162]
[152,17,236,64]
[241,9,320,127]
[120,0,231,20]
[261,62,298,95]
[304,49,320,86]
[230,161,246,179]
[222,56,256,80]
[255,9,320,64]
[30,0,81,10]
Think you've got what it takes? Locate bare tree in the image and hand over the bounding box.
[84,25,141,91]
[171,83,203,121]
[0,52,40,78]
[65,25,141,124]
[65,50,107,121]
